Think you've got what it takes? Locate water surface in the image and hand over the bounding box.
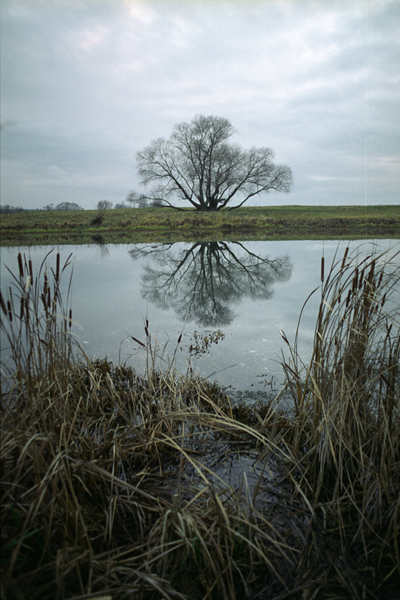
[1,239,398,395]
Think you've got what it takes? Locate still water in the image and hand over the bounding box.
[1,239,398,395]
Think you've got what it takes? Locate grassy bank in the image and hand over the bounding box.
[1,205,399,246]
[1,249,399,599]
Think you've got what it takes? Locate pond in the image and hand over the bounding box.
[1,238,398,399]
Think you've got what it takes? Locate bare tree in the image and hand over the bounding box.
[135,115,293,211]
[54,202,83,211]
[97,200,113,210]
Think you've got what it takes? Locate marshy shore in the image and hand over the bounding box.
[1,247,399,599]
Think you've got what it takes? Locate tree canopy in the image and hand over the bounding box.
[135,115,293,211]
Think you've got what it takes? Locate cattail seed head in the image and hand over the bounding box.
[7,300,13,322]
[56,253,60,282]
[17,253,24,279]
[0,291,7,316]
[29,259,33,283]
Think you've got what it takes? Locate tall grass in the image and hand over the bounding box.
[1,251,74,405]
[281,244,400,597]
[1,246,399,599]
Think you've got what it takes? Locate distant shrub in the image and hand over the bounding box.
[89,212,104,227]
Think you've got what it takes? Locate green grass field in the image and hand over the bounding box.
[1,205,399,245]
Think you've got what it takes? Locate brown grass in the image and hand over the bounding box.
[280,244,400,597]
[1,247,399,599]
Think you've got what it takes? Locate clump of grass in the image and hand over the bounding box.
[281,244,400,597]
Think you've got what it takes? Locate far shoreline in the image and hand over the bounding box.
[1,204,399,246]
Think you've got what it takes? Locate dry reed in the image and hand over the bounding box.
[281,244,400,598]
[1,246,399,599]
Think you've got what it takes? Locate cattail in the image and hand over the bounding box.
[69,308,72,329]
[17,253,24,279]
[367,260,375,283]
[43,271,48,303]
[341,246,349,270]
[0,290,7,316]
[321,256,325,283]
[352,268,358,293]
[29,258,33,283]
[7,300,13,322]
[280,330,289,344]
[346,289,352,308]
[56,253,60,282]
[25,297,30,323]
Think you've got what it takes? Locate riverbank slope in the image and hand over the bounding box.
[1,205,399,245]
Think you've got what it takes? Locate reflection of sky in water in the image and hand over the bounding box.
[1,239,399,393]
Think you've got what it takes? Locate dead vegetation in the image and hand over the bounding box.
[1,246,399,599]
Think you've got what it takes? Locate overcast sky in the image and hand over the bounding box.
[1,0,399,210]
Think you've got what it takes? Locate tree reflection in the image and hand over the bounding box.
[129,242,292,327]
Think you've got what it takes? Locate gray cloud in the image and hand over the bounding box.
[1,0,399,209]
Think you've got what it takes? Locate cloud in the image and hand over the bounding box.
[1,0,399,209]
[74,24,110,53]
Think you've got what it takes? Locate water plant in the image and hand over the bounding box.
[0,251,74,403]
[1,245,399,599]
[281,244,400,597]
